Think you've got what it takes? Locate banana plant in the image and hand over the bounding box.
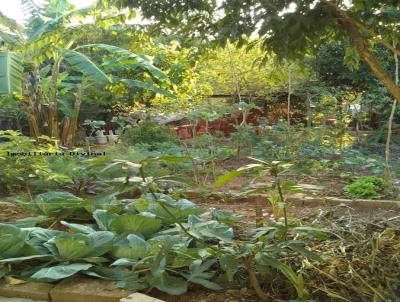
[0,0,174,146]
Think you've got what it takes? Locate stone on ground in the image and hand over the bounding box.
[120,293,165,302]
[50,277,132,302]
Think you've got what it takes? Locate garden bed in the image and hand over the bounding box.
[1,195,399,302]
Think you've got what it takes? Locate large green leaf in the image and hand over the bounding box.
[0,32,20,44]
[93,209,118,231]
[77,44,129,54]
[0,254,51,264]
[111,234,149,259]
[121,79,175,98]
[5,216,50,228]
[109,213,162,236]
[0,223,28,259]
[211,209,243,225]
[219,254,239,282]
[147,235,187,255]
[0,52,23,94]
[147,254,188,295]
[187,215,234,243]
[27,6,93,41]
[63,49,111,84]
[0,12,23,34]
[48,235,91,260]
[25,227,64,255]
[181,259,222,290]
[214,170,242,188]
[45,231,114,261]
[60,221,95,234]
[76,44,168,80]
[84,267,138,281]
[147,271,188,295]
[133,194,205,225]
[31,191,83,218]
[30,263,93,282]
[255,253,307,298]
[283,241,321,262]
[83,192,121,213]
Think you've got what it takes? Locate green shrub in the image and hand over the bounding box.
[343,176,384,199]
[0,131,64,194]
[120,121,178,148]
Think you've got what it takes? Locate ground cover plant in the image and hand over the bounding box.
[0,157,330,301]
[0,0,399,301]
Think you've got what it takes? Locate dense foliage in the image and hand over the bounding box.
[0,1,399,301]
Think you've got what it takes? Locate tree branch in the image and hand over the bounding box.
[321,0,400,104]
[320,0,400,57]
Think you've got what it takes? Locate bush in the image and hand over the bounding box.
[343,176,384,199]
[0,131,60,194]
[120,121,178,148]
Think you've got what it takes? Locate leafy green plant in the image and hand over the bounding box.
[343,176,384,199]
[43,231,115,262]
[0,155,327,301]
[0,130,67,195]
[230,124,259,157]
[0,224,58,264]
[120,121,178,148]
[215,158,300,222]
[183,134,235,185]
[21,191,85,219]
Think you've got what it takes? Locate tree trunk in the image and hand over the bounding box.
[325,2,400,105]
[287,68,292,127]
[48,59,62,140]
[306,92,312,127]
[22,97,41,139]
[226,42,242,102]
[48,102,58,139]
[61,87,82,147]
[384,41,398,185]
[384,100,397,183]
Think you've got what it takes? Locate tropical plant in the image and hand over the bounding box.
[0,1,173,147]
[120,121,178,148]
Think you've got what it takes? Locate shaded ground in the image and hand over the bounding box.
[0,202,31,222]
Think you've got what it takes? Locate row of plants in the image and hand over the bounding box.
[1,156,328,301]
[1,125,394,200]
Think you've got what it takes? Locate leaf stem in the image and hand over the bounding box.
[139,164,218,251]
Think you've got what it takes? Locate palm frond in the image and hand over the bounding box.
[20,0,45,19]
[0,12,23,34]
[76,44,168,80]
[62,49,111,84]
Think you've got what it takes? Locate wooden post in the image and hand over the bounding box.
[287,68,292,127]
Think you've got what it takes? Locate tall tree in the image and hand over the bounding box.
[115,0,400,105]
